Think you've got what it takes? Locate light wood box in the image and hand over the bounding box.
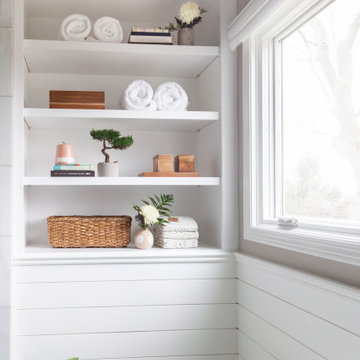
[139,171,200,177]
[50,91,105,109]
[175,155,195,172]
[153,154,174,172]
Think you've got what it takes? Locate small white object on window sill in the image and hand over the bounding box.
[278,217,298,227]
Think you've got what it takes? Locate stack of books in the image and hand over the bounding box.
[128,27,173,45]
[51,164,95,177]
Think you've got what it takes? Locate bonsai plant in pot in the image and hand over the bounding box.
[133,194,174,250]
[167,1,207,45]
[90,129,134,177]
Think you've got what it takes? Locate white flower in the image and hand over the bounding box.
[179,2,201,24]
[140,205,160,226]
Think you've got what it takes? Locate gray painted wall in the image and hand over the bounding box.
[237,0,360,288]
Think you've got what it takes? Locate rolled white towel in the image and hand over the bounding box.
[120,80,156,111]
[93,16,123,43]
[154,82,189,111]
[60,14,91,41]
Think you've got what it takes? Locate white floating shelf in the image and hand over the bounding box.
[23,177,221,186]
[23,40,220,78]
[14,244,233,265]
[24,108,219,132]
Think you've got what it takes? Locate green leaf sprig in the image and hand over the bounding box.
[133,194,174,229]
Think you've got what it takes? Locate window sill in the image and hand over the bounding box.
[244,224,360,266]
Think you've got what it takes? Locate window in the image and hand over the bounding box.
[279,0,360,227]
[232,0,360,264]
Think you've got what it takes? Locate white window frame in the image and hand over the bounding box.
[229,0,360,265]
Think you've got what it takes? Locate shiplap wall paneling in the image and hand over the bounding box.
[16,278,236,308]
[99,357,238,360]
[0,26,12,97]
[237,254,360,335]
[17,330,237,360]
[13,261,235,282]
[13,259,238,359]
[0,0,12,27]
[0,97,12,165]
[237,330,277,360]
[16,304,237,335]
[236,254,360,360]
[0,307,10,360]
[0,7,12,312]
[0,1,12,359]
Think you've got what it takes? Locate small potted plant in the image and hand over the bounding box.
[133,194,174,250]
[90,129,133,177]
[167,1,207,45]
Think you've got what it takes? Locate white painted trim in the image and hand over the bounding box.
[240,0,360,265]
[227,0,284,50]
[13,247,235,266]
[220,0,239,250]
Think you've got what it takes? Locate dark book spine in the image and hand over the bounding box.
[130,31,171,37]
[51,170,95,177]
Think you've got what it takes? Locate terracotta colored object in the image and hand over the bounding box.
[139,171,199,177]
[50,90,105,109]
[153,154,174,172]
[178,28,194,45]
[134,228,154,250]
[55,143,75,165]
[175,155,195,172]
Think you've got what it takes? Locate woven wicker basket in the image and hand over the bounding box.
[47,216,132,248]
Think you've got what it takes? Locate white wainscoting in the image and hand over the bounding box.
[0,307,10,360]
[13,259,238,360]
[236,253,360,360]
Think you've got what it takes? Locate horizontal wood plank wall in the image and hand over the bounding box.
[236,253,360,360]
[13,260,238,360]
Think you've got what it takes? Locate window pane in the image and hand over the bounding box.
[281,0,360,224]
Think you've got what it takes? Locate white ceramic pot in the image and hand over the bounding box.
[134,228,154,250]
[97,162,118,177]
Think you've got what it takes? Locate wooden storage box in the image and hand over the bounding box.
[153,154,174,172]
[175,155,195,172]
[47,216,132,248]
[49,90,105,109]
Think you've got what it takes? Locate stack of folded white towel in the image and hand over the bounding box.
[120,80,189,111]
[60,14,123,43]
[152,216,199,249]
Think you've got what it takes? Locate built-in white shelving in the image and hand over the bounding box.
[24,108,219,132]
[23,40,219,78]
[15,0,237,256]
[23,177,220,186]
[14,244,231,265]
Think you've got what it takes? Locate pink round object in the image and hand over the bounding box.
[134,228,154,250]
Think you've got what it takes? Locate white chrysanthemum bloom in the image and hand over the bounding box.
[140,205,160,226]
[179,1,201,24]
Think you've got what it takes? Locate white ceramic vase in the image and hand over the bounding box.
[97,162,118,177]
[134,228,154,250]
